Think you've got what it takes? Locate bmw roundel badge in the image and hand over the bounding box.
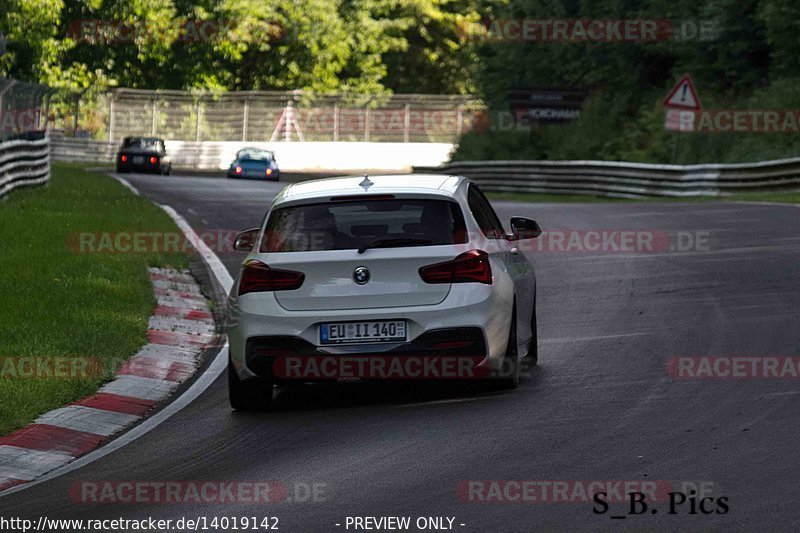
[353,266,370,285]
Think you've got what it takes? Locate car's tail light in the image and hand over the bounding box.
[266,168,273,175]
[419,250,492,285]
[235,166,242,174]
[150,156,158,164]
[238,260,305,295]
[120,155,127,162]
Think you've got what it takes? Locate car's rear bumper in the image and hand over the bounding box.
[117,162,163,173]
[244,328,488,382]
[227,171,280,180]
[227,283,513,381]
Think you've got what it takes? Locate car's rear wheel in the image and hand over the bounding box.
[228,360,273,411]
[525,297,538,366]
[497,310,520,389]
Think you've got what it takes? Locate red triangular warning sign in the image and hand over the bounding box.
[664,74,701,110]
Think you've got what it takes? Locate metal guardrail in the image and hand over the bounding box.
[49,137,116,163]
[0,137,50,198]
[414,158,800,198]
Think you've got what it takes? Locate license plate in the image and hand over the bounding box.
[320,320,406,345]
[133,156,144,164]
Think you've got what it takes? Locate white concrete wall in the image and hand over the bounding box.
[164,141,456,172]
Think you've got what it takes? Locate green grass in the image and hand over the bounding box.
[727,190,800,204]
[0,163,191,436]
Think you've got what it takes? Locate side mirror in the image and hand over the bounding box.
[234,228,260,252]
[508,217,542,240]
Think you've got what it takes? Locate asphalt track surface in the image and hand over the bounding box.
[2,172,799,531]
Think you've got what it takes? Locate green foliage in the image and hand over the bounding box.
[1,0,477,94]
[454,0,800,163]
[2,0,799,163]
[381,0,481,94]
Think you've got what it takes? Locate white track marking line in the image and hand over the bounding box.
[99,375,179,402]
[156,295,209,310]
[0,176,233,498]
[160,204,233,293]
[113,175,140,196]
[135,344,201,360]
[0,447,75,480]
[151,279,203,293]
[147,317,215,335]
[35,406,140,437]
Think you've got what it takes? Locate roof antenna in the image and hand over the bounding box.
[359,174,373,191]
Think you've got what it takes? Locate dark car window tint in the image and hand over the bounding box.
[262,199,467,252]
[467,184,505,239]
[239,150,273,162]
[121,138,163,151]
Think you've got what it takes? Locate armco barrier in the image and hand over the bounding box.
[413,159,800,198]
[50,137,454,172]
[0,137,50,199]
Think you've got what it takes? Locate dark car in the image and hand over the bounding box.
[116,137,171,175]
[227,148,280,180]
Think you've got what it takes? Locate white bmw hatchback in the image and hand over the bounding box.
[227,174,541,410]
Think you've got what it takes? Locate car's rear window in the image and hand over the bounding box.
[261,199,467,252]
[122,138,159,149]
[239,150,273,162]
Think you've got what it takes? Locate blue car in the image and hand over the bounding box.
[227,148,280,180]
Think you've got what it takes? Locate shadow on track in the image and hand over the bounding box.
[230,365,548,414]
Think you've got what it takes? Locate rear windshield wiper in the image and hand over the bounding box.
[357,238,432,254]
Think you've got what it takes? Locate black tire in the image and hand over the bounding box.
[164,164,171,176]
[497,309,520,389]
[525,298,538,366]
[228,360,273,411]
[116,166,128,174]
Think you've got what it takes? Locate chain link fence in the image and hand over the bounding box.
[102,90,483,143]
[1,79,483,144]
